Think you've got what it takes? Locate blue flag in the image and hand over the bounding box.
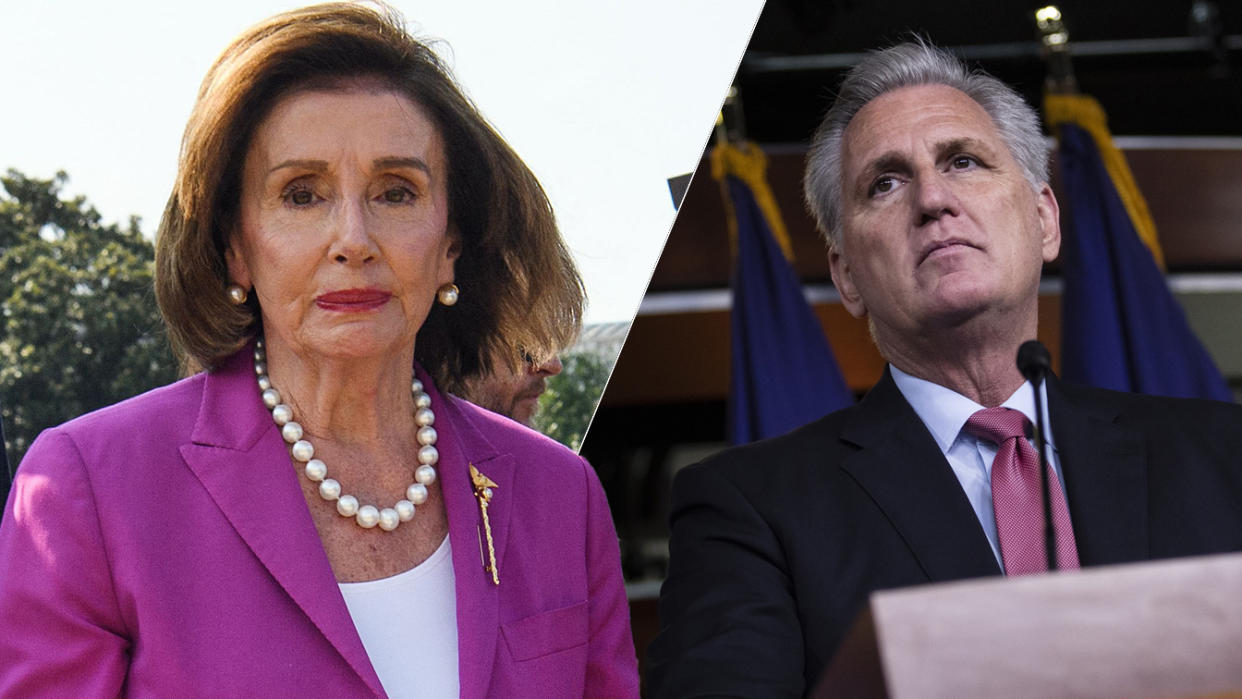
[1049,95,1231,401]
[715,143,854,444]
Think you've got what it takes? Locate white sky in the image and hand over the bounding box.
[0,0,763,323]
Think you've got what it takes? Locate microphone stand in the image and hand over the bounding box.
[1030,373,1056,572]
[1018,340,1057,572]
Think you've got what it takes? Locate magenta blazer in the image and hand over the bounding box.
[0,347,639,697]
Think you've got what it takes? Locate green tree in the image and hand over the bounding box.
[0,170,178,466]
[534,351,612,452]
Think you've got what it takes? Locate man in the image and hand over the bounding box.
[459,351,563,426]
[647,41,1242,697]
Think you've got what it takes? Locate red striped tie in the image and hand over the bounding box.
[964,407,1080,575]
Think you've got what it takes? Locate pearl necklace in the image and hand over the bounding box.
[253,339,438,532]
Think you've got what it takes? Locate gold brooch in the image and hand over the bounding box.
[470,464,500,585]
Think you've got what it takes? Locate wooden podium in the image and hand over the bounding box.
[813,552,1242,698]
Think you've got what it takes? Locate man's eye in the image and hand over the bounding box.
[951,155,977,170]
[870,176,898,196]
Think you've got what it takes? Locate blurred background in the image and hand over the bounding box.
[577,0,1242,679]
[0,0,764,475]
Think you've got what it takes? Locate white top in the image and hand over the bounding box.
[890,365,1070,572]
[338,535,459,698]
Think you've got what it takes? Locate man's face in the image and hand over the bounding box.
[463,354,563,427]
[828,84,1060,343]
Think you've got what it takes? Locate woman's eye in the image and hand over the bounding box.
[381,187,415,204]
[281,185,317,207]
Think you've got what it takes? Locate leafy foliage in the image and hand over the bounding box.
[533,351,612,452]
[0,170,178,466]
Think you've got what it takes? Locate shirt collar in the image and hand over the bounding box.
[889,364,1057,454]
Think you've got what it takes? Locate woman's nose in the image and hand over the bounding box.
[329,200,378,264]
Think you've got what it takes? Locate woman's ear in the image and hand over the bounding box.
[447,230,463,265]
[225,236,252,291]
[438,227,462,286]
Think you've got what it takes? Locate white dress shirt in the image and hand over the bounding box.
[338,535,459,698]
[890,364,1070,571]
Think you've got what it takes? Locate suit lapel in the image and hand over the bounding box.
[180,347,385,697]
[1047,377,1149,565]
[421,369,513,699]
[839,369,1002,581]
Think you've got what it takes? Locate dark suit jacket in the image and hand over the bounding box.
[646,368,1242,698]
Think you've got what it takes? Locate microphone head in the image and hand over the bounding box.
[1016,340,1052,382]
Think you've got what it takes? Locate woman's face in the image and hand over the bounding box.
[228,87,459,364]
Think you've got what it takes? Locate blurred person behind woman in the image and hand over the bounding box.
[461,350,564,427]
[0,4,638,697]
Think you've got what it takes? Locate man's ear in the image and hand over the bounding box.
[1036,184,1061,264]
[829,242,867,319]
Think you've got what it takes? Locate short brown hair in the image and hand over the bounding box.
[155,2,584,392]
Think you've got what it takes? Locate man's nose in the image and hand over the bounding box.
[914,170,961,226]
[532,355,563,377]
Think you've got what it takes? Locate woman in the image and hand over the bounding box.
[0,4,638,697]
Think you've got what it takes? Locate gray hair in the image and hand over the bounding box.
[803,40,1048,246]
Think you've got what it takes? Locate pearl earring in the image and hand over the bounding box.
[227,284,249,305]
[437,283,459,306]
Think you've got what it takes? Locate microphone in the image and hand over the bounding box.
[1016,340,1057,572]
[1017,340,1052,384]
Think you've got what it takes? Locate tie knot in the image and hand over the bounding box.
[963,407,1031,445]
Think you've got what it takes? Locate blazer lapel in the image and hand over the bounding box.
[180,348,385,697]
[839,369,1002,581]
[421,369,514,699]
[1047,377,1149,565]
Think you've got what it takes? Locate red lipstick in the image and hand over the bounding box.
[315,289,391,312]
